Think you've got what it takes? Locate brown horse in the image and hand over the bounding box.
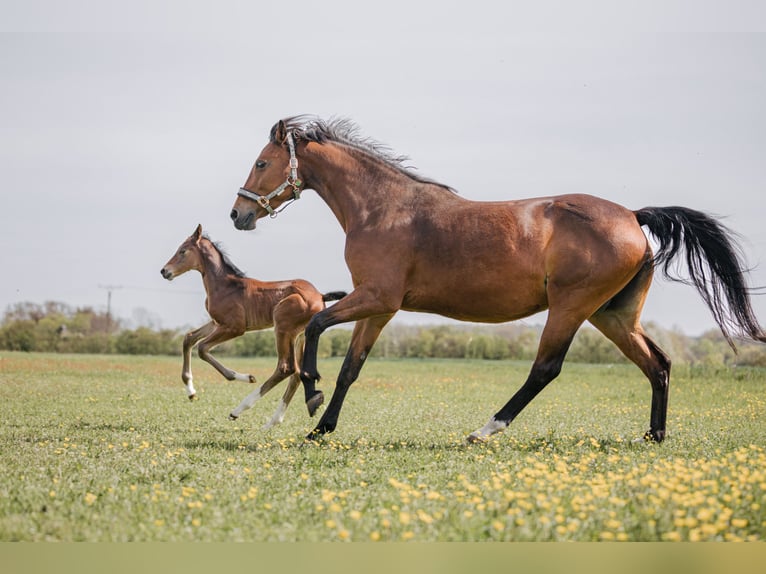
[160,224,346,428]
[230,116,765,443]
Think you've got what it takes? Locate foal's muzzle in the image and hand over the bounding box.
[160,268,174,280]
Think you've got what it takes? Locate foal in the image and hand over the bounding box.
[161,224,345,428]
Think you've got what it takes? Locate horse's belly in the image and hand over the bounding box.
[402,278,548,323]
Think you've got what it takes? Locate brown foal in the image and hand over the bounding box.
[230,117,764,443]
[161,224,345,428]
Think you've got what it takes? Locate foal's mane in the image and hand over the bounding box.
[272,116,456,194]
[201,234,246,278]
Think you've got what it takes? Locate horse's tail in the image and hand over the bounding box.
[634,206,765,348]
[322,291,347,302]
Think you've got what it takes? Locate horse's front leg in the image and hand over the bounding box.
[181,322,216,400]
[300,287,397,417]
[307,314,393,440]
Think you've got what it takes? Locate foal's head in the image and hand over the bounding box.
[160,224,206,280]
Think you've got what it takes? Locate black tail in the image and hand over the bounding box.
[635,206,765,348]
[322,291,347,302]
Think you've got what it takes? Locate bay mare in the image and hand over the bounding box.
[230,116,765,443]
[161,224,345,428]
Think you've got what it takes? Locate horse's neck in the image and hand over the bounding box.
[303,142,415,232]
[197,245,231,293]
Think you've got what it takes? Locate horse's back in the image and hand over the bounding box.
[398,193,649,322]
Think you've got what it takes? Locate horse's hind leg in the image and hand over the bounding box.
[588,267,671,442]
[181,321,216,399]
[468,311,584,443]
[229,328,298,421]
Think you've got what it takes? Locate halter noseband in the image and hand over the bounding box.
[237,131,302,218]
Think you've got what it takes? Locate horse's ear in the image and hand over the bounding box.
[193,224,202,242]
[274,120,288,144]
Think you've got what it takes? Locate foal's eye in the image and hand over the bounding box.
[255,160,267,169]
[179,249,186,256]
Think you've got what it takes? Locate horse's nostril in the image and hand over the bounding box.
[230,209,238,221]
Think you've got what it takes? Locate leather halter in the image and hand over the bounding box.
[237,131,302,218]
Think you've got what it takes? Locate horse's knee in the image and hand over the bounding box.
[277,361,295,377]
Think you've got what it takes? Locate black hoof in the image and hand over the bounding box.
[305,428,324,442]
[306,390,324,417]
[641,429,665,443]
[229,413,238,421]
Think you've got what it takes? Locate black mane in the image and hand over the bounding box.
[202,235,246,278]
[272,116,456,194]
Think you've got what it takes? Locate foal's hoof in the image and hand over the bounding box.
[248,375,256,384]
[306,391,325,417]
[229,413,238,421]
[188,394,197,401]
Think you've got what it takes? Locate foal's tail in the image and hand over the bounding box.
[322,291,347,302]
[635,206,765,348]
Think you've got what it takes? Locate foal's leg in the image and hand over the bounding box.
[197,325,254,382]
[307,314,393,440]
[181,321,216,399]
[229,328,299,420]
[468,311,585,443]
[262,338,304,429]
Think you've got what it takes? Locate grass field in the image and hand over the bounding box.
[0,351,764,542]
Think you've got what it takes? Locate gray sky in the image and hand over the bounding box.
[2,1,765,335]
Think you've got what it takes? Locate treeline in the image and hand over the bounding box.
[2,301,766,367]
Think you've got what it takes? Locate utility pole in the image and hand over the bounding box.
[99,284,123,335]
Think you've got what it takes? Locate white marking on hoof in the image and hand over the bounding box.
[467,418,507,444]
[185,380,197,399]
[230,387,263,418]
[234,373,254,383]
[263,400,287,430]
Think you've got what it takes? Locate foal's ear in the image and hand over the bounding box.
[192,224,203,242]
[274,120,288,144]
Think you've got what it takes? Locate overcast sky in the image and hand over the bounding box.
[2,1,765,336]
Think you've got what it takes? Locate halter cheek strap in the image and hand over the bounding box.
[237,131,302,218]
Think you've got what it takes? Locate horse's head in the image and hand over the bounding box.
[231,120,304,230]
[161,224,205,280]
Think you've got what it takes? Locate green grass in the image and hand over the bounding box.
[0,352,764,541]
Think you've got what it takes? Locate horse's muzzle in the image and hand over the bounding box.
[230,208,256,231]
[160,268,173,280]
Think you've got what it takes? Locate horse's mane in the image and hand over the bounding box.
[201,235,247,278]
[272,115,457,194]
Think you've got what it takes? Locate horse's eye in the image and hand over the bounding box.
[179,249,186,256]
[255,160,267,169]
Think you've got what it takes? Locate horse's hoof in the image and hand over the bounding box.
[248,375,256,384]
[633,430,665,444]
[466,432,487,445]
[306,391,325,417]
[188,394,196,401]
[305,428,325,442]
[229,413,238,421]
